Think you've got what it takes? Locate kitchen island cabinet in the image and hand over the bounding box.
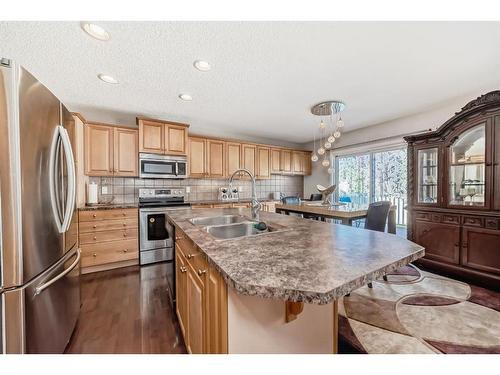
[169,208,423,353]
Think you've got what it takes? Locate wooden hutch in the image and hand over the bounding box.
[405,91,500,289]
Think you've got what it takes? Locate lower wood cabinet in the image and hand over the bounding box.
[78,208,139,273]
[412,210,500,288]
[461,226,500,274]
[175,226,228,354]
[414,220,460,265]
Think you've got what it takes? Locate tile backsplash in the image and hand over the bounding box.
[88,175,304,204]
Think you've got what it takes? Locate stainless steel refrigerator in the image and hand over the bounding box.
[0,58,80,353]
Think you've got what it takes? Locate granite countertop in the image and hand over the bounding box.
[78,204,139,211]
[187,198,281,205]
[166,208,425,305]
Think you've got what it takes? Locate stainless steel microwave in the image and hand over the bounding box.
[139,153,188,179]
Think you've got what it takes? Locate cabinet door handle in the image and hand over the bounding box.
[93,225,97,229]
[123,249,128,253]
[180,266,187,273]
[93,236,97,240]
[198,269,207,276]
[93,214,97,218]
[93,253,97,257]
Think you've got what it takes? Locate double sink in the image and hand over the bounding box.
[188,215,287,240]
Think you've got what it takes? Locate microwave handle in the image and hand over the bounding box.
[175,162,179,176]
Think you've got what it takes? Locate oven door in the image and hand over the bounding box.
[140,158,177,179]
[140,208,173,251]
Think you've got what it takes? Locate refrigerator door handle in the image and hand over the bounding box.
[59,125,76,233]
[49,125,76,233]
[34,248,80,296]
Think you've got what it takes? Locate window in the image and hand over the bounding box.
[335,147,407,226]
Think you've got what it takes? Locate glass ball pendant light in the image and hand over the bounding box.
[321,158,330,167]
[311,153,318,162]
[327,167,334,174]
[328,135,335,143]
[334,130,341,138]
[324,141,332,149]
[319,120,326,129]
[337,118,344,128]
[317,147,325,155]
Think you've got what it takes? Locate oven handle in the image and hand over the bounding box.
[34,248,81,296]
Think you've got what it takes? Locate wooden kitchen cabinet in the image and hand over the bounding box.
[78,208,139,273]
[302,152,312,175]
[138,119,163,154]
[85,123,138,177]
[84,123,114,176]
[280,149,292,173]
[175,247,188,337]
[113,127,138,176]
[189,137,208,178]
[242,144,257,176]
[207,139,226,178]
[175,226,228,354]
[256,146,270,179]
[270,148,281,173]
[461,226,500,274]
[226,142,242,177]
[138,117,189,156]
[292,151,303,174]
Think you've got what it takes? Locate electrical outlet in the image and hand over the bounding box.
[185,186,191,193]
[101,186,108,194]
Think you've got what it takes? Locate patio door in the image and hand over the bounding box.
[335,147,407,226]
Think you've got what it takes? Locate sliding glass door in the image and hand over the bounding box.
[335,147,407,226]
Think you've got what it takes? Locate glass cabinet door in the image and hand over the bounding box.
[449,123,486,207]
[417,148,439,204]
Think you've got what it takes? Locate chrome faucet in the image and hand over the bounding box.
[229,168,260,221]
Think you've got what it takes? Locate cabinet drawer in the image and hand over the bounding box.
[463,216,484,227]
[79,208,138,222]
[441,214,460,225]
[81,239,138,267]
[415,212,431,221]
[79,218,138,233]
[485,218,500,230]
[79,228,138,244]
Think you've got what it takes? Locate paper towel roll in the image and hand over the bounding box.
[87,182,98,204]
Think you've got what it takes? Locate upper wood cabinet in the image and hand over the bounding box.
[114,127,139,176]
[85,123,113,176]
[256,147,270,179]
[226,142,242,177]
[138,120,163,154]
[280,149,292,173]
[303,152,312,175]
[242,144,257,176]
[189,137,207,178]
[84,123,138,177]
[207,140,225,178]
[138,118,188,156]
[292,151,302,174]
[270,148,281,174]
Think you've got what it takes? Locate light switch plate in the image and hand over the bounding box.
[185,186,191,193]
[101,186,108,194]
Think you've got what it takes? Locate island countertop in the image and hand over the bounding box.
[167,208,424,305]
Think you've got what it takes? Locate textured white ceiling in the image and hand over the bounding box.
[1,21,500,145]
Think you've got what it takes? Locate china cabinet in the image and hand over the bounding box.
[405,91,500,289]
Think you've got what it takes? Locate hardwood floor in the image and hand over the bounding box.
[65,263,187,354]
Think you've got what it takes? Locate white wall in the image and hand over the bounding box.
[300,90,491,195]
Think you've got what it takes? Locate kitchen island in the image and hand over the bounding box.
[167,207,424,354]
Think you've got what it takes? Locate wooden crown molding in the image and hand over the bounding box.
[136,116,190,128]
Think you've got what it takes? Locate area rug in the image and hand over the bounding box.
[338,265,500,354]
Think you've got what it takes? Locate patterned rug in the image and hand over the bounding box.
[339,265,500,354]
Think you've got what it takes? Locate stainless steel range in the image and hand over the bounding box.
[138,188,190,303]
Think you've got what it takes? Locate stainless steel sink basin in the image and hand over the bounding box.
[189,214,249,226]
[204,222,286,240]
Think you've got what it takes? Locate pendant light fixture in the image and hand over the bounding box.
[310,100,346,171]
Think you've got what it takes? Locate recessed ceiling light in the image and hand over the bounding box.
[178,93,193,101]
[193,60,211,72]
[81,22,110,41]
[98,74,118,84]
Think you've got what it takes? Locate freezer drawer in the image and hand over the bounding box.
[4,246,81,353]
